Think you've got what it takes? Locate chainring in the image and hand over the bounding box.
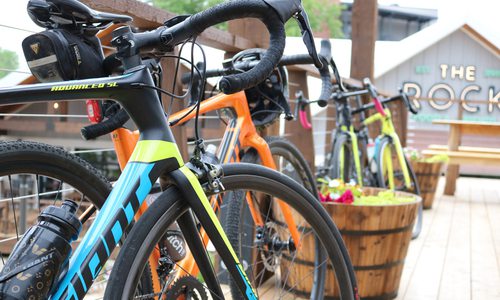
[165,276,208,300]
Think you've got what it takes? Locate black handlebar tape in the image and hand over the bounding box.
[182,53,314,84]
[316,40,333,107]
[278,54,314,66]
[182,52,314,84]
[401,91,418,115]
[80,109,130,140]
[169,0,287,94]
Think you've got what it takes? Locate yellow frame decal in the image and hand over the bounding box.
[129,140,183,165]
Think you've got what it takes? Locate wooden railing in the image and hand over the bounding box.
[3,0,408,172]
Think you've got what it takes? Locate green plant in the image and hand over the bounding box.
[0,48,19,79]
[405,148,449,163]
[286,0,344,37]
[355,190,416,206]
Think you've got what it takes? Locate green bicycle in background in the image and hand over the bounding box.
[329,78,422,238]
[297,63,423,237]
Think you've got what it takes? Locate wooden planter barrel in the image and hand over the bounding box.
[411,161,443,209]
[276,188,420,300]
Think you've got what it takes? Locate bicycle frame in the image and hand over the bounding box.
[330,97,367,187]
[337,125,363,185]
[363,108,412,190]
[108,90,302,287]
[0,66,258,300]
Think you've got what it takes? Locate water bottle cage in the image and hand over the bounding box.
[0,249,60,282]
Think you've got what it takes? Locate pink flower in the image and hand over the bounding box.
[319,192,332,203]
[334,190,354,204]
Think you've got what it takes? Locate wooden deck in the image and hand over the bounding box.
[396,176,500,300]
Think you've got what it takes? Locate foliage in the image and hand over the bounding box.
[150,0,222,15]
[318,179,417,206]
[405,148,449,163]
[148,0,343,37]
[286,0,344,38]
[0,48,19,79]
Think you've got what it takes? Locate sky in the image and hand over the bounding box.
[0,0,498,86]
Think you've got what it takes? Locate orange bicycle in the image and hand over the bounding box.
[81,41,355,298]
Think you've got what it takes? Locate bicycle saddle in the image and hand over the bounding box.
[28,0,132,28]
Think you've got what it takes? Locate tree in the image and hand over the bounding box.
[286,0,344,38]
[150,0,222,15]
[149,0,343,37]
[0,48,19,79]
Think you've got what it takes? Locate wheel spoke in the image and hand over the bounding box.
[35,174,41,214]
[53,179,64,205]
[8,175,19,241]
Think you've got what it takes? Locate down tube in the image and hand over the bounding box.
[171,166,258,300]
[50,140,183,300]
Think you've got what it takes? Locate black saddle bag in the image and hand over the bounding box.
[22,29,105,82]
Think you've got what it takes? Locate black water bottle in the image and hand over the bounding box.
[0,200,82,300]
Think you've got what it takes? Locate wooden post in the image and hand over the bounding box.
[393,101,408,147]
[442,105,465,195]
[286,70,316,172]
[350,0,379,138]
[228,19,269,48]
[323,103,337,161]
[444,125,461,195]
[350,0,377,81]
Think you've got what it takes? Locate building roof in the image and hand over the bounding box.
[374,21,500,78]
[285,21,500,81]
[342,1,437,21]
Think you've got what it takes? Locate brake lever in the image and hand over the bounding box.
[294,10,323,69]
[294,91,304,118]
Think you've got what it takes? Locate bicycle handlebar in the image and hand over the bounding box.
[154,0,317,94]
[350,94,401,115]
[362,78,418,115]
[82,0,322,140]
[399,87,419,114]
[81,108,130,140]
[182,39,334,106]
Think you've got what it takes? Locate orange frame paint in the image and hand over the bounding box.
[109,91,302,288]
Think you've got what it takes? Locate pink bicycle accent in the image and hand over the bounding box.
[373,97,387,116]
[299,109,312,130]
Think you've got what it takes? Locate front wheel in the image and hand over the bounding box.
[105,163,357,300]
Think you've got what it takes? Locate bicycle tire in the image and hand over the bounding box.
[264,136,317,194]
[224,136,322,299]
[0,141,113,295]
[0,141,159,297]
[105,163,357,300]
[0,141,111,205]
[375,137,423,239]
